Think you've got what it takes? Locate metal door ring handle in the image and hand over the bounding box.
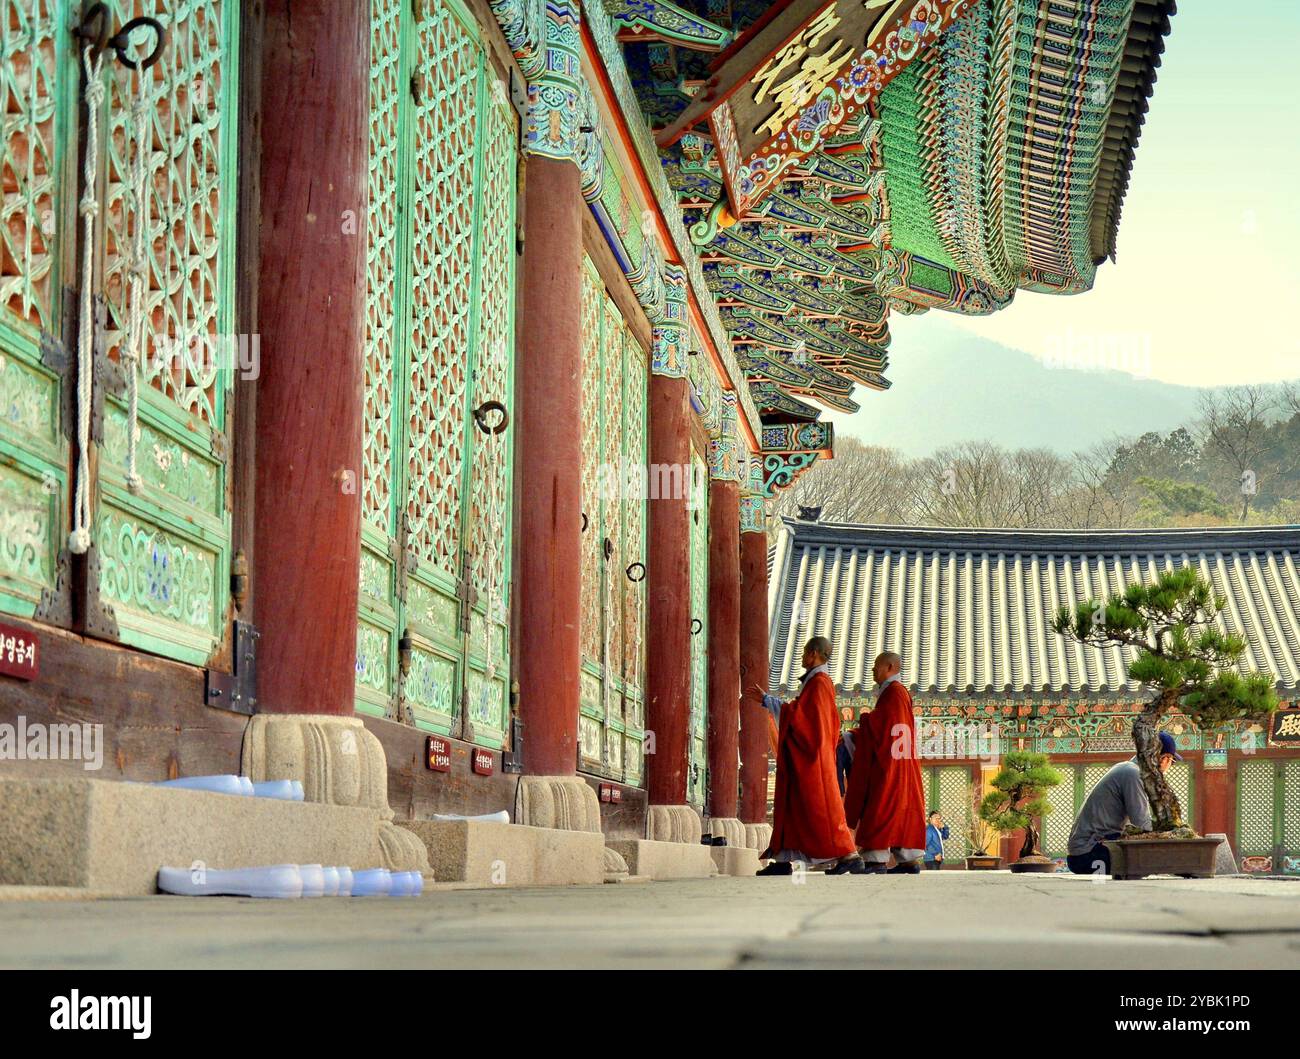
[626,562,645,583]
[473,400,509,435]
[690,618,702,635]
[113,16,167,70]
[75,3,111,54]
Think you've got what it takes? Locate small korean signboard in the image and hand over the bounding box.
[0,622,38,681]
[472,748,495,776]
[426,736,452,773]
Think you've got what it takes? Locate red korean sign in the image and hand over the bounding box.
[426,736,452,773]
[0,622,38,681]
[472,748,495,776]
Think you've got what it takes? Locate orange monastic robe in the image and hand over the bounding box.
[843,680,926,851]
[762,670,857,861]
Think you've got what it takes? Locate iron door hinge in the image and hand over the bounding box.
[205,620,260,715]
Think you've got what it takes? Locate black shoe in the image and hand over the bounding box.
[887,862,922,874]
[755,861,792,876]
[825,856,866,875]
[859,863,888,874]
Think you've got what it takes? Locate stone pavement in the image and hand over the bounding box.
[1,871,1298,970]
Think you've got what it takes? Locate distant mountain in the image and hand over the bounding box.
[828,329,1207,458]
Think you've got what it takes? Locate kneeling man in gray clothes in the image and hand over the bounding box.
[1066,731,1182,876]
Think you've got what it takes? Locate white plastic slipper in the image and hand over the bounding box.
[251,779,305,801]
[336,867,354,896]
[430,810,510,824]
[154,775,250,797]
[389,871,424,896]
[352,868,391,896]
[158,864,303,899]
[299,864,325,897]
[321,866,340,896]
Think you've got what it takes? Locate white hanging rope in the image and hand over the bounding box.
[123,76,151,495]
[69,46,106,555]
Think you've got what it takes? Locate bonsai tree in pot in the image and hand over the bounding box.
[965,812,1001,870]
[1052,567,1278,837]
[978,750,1063,873]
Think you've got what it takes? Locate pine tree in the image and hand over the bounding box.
[978,751,1063,860]
[1051,568,1279,833]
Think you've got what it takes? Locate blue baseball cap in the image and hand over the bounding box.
[1159,731,1183,761]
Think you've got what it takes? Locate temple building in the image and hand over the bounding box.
[1,1,1180,886]
[769,518,1300,872]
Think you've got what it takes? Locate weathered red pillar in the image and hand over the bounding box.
[706,479,740,818]
[253,0,367,715]
[514,155,584,775]
[1201,759,1231,842]
[739,527,770,822]
[645,374,692,805]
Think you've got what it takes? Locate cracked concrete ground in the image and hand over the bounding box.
[1,871,1299,969]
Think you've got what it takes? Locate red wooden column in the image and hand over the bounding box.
[706,478,740,818]
[514,155,584,776]
[253,0,367,715]
[738,508,771,823]
[645,373,692,805]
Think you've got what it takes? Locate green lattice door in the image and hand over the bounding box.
[922,766,971,862]
[687,449,708,808]
[577,257,648,783]
[355,0,517,747]
[1237,759,1300,875]
[0,2,74,622]
[1,2,239,667]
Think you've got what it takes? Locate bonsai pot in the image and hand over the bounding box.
[965,854,1003,871]
[1103,836,1222,881]
[1008,855,1057,874]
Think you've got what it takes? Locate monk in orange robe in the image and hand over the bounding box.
[843,651,927,874]
[757,636,864,876]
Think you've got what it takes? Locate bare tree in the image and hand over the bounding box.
[771,438,911,524]
[1198,386,1282,522]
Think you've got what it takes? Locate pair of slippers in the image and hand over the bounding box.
[157,865,425,899]
[154,775,305,801]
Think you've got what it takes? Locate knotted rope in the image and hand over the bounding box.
[69,45,106,555]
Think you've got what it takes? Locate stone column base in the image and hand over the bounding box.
[515,776,630,881]
[647,804,703,844]
[744,822,773,853]
[241,713,429,874]
[515,775,602,832]
[705,817,746,848]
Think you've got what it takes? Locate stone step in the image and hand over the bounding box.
[398,819,604,887]
[606,839,717,880]
[710,845,761,877]
[0,777,400,896]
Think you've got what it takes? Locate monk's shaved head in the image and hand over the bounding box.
[872,651,901,685]
[805,636,832,663]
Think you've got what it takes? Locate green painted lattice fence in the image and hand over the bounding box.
[355,0,516,746]
[578,255,648,784]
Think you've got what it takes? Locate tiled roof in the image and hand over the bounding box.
[767,519,1300,698]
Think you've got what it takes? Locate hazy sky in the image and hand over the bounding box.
[832,1,1299,451]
